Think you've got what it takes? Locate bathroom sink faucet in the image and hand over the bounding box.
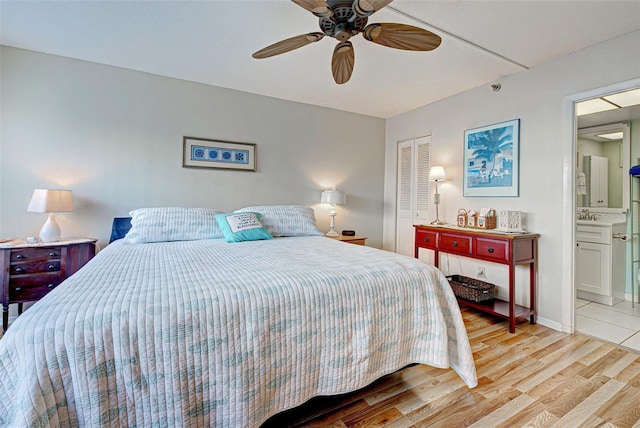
[578,209,597,220]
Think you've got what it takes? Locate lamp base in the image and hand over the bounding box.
[326,230,339,237]
[39,213,61,243]
[430,219,446,225]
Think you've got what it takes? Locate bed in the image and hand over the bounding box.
[0,206,477,427]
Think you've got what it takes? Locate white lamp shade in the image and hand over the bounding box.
[429,166,447,181]
[27,189,75,213]
[321,190,346,205]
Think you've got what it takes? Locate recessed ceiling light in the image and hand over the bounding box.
[596,132,624,140]
[576,98,618,116]
[603,88,640,107]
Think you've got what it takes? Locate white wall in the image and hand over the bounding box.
[383,30,640,330]
[1,47,386,247]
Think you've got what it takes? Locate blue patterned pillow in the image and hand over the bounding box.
[215,212,273,243]
[123,207,224,244]
[234,205,323,237]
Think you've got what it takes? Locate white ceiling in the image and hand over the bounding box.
[2,0,640,119]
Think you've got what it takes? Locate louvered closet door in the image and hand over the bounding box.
[396,136,432,256]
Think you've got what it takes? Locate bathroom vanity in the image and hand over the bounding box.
[576,219,626,305]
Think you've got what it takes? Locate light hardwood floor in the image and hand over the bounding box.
[262,308,640,428]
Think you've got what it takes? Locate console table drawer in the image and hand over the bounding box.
[476,238,509,262]
[440,233,472,255]
[415,229,438,249]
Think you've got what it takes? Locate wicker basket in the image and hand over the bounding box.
[446,275,496,303]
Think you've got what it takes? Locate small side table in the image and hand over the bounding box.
[330,235,367,246]
[1,238,97,332]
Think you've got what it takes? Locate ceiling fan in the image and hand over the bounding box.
[252,0,442,84]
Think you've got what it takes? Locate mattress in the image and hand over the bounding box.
[0,236,476,427]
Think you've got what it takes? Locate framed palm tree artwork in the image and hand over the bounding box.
[463,119,520,197]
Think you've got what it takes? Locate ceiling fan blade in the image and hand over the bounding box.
[252,32,325,59]
[363,23,441,51]
[353,0,394,17]
[332,41,355,85]
[291,0,333,18]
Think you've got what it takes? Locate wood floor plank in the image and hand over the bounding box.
[526,360,588,399]
[542,375,609,419]
[595,384,640,427]
[579,347,631,379]
[510,408,559,428]
[549,378,626,427]
[467,392,536,427]
[261,308,640,428]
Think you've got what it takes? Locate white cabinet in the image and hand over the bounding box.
[576,222,625,305]
[585,155,608,207]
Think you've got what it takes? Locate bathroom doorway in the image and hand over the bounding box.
[574,87,640,351]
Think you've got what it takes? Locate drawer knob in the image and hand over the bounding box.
[15,287,22,291]
[47,264,56,271]
[452,241,458,247]
[47,283,55,289]
[424,237,429,242]
[15,254,25,260]
[49,252,57,257]
[488,247,494,253]
[15,267,24,274]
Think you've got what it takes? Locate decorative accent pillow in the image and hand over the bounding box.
[123,207,224,244]
[235,205,323,237]
[215,212,273,243]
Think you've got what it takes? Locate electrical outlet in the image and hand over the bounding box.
[477,266,486,278]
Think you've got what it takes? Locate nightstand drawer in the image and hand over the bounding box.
[11,247,62,262]
[439,233,472,255]
[11,271,64,287]
[476,238,509,262]
[9,282,60,301]
[11,261,60,275]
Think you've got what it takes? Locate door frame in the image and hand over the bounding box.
[562,77,640,333]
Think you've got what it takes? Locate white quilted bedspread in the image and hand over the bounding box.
[0,236,476,427]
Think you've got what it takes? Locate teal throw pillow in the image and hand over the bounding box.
[215,212,273,243]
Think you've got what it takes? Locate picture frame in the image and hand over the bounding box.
[463,119,520,197]
[182,136,256,171]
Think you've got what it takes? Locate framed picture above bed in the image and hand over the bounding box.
[182,136,257,171]
[463,119,520,197]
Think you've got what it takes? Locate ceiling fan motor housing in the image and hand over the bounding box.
[320,4,368,42]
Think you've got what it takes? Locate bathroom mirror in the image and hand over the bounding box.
[576,123,630,211]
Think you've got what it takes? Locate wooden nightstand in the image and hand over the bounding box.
[1,238,97,332]
[331,235,367,246]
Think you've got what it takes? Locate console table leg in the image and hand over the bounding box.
[509,263,516,333]
[530,259,537,325]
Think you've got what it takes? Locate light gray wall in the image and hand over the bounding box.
[1,47,386,247]
[383,30,640,330]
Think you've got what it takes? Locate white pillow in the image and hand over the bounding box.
[234,205,323,237]
[123,207,224,244]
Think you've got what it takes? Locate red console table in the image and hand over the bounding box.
[414,225,539,333]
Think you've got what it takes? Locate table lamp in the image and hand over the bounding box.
[429,166,447,225]
[321,189,346,237]
[27,189,75,243]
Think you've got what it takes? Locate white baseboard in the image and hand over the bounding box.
[535,315,564,332]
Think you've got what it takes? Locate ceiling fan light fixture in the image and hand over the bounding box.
[253,0,442,83]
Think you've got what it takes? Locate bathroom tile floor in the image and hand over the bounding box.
[576,298,640,352]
